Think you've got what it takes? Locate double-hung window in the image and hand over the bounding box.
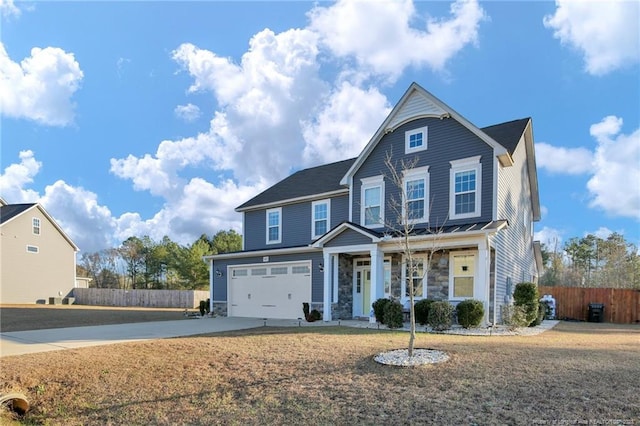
[405,126,428,154]
[449,252,476,299]
[403,166,429,223]
[450,156,482,220]
[312,200,330,239]
[402,256,426,300]
[32,218,41,235]
[360,176,384,227]
[266,208,281,244]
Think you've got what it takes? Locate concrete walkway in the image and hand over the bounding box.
[0,317,348,357]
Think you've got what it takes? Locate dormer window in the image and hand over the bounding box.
[32,218,41,235]
[405,126,428,154]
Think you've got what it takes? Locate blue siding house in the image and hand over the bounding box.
[205,82,542,324]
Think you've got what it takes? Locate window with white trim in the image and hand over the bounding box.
[32,218,40,235]
[405,126,428,154]
[27,245,39,253]
[360,176,384,227]
[384,259,391,298]
[449,156,482,220]
[312,199,330,239]
[403,166,429,223]
[266,208,281,244]
[449,252,476,299]
[402,256,426,299]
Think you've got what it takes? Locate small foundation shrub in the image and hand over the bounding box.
[383,300,404,329]
[456,299,484,328]
[513,282,539,326]
[372,298,391,324]
[428,301,454,331]
[502,304,530,330]
[414,299,435,326]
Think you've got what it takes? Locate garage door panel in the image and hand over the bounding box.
[228,261,312,319]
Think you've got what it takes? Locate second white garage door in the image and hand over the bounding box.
[228,261,312,319]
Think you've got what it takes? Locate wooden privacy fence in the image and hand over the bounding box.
[538,286,640,324]
[73,288,210,309]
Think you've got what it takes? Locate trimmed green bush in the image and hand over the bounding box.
[428,301,454,331]
[383,300,404,329]
[502,304,530,330]
[456,299,484,329]
[414,299,435,326]
[533,303,545,326]
[372,298,391,324]
[513,282,539,327]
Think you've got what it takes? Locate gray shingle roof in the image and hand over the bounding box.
[236,158,356,211]
[0,203,36,225]
[237,118,530,210]
[481,118,530,155]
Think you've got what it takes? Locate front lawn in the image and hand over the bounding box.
[1,322,638,425]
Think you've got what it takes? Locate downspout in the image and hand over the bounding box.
[209,258,214,314]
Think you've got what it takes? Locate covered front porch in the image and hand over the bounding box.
[313,221,505,325]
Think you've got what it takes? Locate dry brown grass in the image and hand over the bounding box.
[1,321,638,425]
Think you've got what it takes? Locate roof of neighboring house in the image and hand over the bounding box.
[481,118,531,155]
[0,202,79,251]
[236,158,356,211]
[0,203,37,225]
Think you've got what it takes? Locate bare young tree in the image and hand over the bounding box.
[384,152,448,357]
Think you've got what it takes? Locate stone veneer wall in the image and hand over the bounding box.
[425,251,450,300]
[212,302,227,317]
[332,254,354,319]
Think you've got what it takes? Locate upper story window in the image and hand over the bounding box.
[266,208,282,244]
[449,252,476,299]
[26,245,39,253]
[403,166,430,224]
[32,218,41,235]
[312,199,331,239]
[360,175,385,228]
[449,156,482,220]
[405,126,428,154]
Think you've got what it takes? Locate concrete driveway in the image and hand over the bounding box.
[0,317,331,357]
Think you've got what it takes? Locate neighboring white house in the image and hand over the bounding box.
[0,197,79,304]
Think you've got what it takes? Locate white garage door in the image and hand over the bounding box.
[228,261,312,319]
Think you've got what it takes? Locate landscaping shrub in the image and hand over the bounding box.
[501,304,530,330]
[414,299,435,326]
[372,298,391,324]
[383,300,404,329]
[456,299,484,329]
[513,282,539,326]
[533,302,545,326]
[309,309,322,321]
[427,301,454,331]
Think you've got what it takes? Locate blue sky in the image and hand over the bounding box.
[1,0,639,254]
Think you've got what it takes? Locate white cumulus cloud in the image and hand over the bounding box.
[587,116,640,219]
[0,0,20,18]
[0,43,83,126]
[534,226,564,250]
[535,142,593,175]
[0,150,41,202]
[543,0,640,75]
[309,0,486,80]
[174,103,201,122]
